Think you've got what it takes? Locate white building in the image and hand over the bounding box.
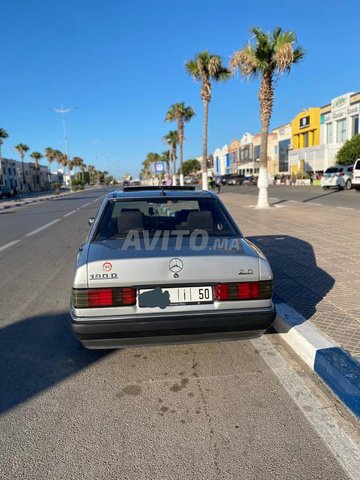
[212,144,229,176]
[320,92,360,167]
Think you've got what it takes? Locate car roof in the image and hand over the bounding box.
[105,186,216,200]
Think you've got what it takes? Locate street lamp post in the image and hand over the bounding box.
[52,106,76,189]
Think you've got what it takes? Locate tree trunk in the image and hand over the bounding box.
[178,121,184,186]
[202,99,209,191]
[256,73,273,209]
[21,157,26,192]
[172,146,177,185]
[179,140,184,186]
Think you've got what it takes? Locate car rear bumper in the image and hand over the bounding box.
[70,306,276,349]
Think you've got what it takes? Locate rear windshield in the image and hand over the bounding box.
[94,197,238,241]
[354,160,360,170]
[325,167,340,173]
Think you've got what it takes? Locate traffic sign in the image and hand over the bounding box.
[155,162,165,173]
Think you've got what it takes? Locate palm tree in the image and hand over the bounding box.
[60,153,70,187]
[14,143,30,192]
[231,27,304,208]
[54,150,63,171]
[185,51,231,190]
[165,102,195,185]
[0,128,9,182]
[88,165,95,185]
[80,161,86,184]
[44,147,55,183]
[72,156,83,181]
[161,150,171,177]
[163,131,178,183]
[30,152,43,190]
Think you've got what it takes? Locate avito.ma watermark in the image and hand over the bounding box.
[120,229,241,251]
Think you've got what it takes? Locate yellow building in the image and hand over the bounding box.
[291,108,321,150]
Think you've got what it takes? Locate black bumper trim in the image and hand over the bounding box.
[70,307,276,345]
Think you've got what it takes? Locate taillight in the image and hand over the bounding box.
[72,287,136,308]
[338,172,344,176]
[214,281,272,301]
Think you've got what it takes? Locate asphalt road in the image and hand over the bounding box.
[0,188,359,480]
[221,184,360,210]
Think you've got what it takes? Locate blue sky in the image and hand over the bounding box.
[1,0,360,177]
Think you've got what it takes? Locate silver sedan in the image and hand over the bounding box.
[70,186,276,349]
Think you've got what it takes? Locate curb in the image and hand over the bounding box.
[273,295,360,419]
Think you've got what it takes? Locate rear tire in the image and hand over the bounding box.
[345,179,352,190]
[322,186,329,190]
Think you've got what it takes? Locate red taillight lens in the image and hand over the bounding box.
[88,288,113,307]
[72,287,136,308]
[215,281,272,301]
[237,282,260,299]
[214,283,229,300]
[121,287,137,305]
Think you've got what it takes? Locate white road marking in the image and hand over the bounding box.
[252,335,360,480]
[307,202,323,206]
[0,195,101,249]
[0,239,20,252]
[24,219,61,237]
[336,206,355,211]
[63,210,76,218]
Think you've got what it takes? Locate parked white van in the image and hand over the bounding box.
[352,159,360,191]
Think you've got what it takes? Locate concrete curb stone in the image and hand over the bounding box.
[273,295,360,419]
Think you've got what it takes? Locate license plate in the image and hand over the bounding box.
[139,286,213,306]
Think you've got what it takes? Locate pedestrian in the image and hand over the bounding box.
[215,176,221,194]
[208,176,215,190]
[165,175,173,186]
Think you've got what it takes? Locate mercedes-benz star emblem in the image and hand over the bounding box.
[169,258,183,278]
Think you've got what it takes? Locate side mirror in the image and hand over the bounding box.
[88,217,95,226]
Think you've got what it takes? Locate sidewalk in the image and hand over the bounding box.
[221,192,360,360]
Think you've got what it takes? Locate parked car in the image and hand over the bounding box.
[70,186,275,349]
[184,176,199,184]
[0,186,15,199]
[220,174,231,185]
[320,165,353,190]
[227,175,244,185]
[352,159,360,191]
[243,176,258,186]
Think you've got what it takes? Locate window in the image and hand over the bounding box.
[274,146,278,155]
[303,132,309,148]
[254,145,260,161]
[326,123,333,143]
[352,116,359,137]
[94,197,238,241]
[336,118,347,142]
[279,139,290,172]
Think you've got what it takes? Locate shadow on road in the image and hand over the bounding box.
[248,235,334,321]
[0,312,110,414]
[302,188,343,203]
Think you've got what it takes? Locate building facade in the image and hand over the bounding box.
[0,158,49,193]
[320,92,360,166]
[272,123,292,174]
[0,158,19,191]
[289,107,321,174]
[213,145,229,176]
